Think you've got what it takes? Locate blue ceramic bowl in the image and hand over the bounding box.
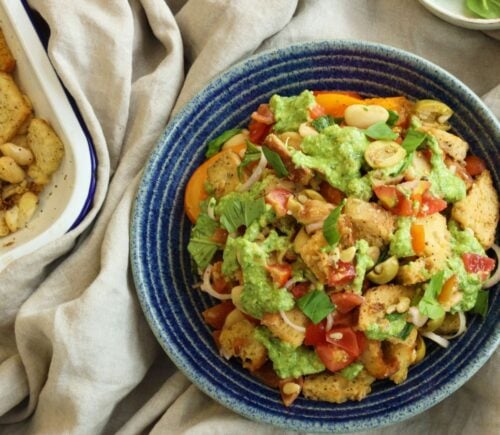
[131,40,500,432]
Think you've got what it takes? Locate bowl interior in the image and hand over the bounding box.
[131,40,500,432]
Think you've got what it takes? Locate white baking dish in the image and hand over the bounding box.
[0,1,96,270]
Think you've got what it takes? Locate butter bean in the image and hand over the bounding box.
[0,156,26,184]
[0,142,34,166]
[344,104,389,129]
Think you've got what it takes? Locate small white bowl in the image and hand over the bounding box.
[0,1,96,271]
[419,0,500,30]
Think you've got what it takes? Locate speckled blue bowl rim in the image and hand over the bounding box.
[131,40,500,433]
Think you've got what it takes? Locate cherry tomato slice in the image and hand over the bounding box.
[464,155,486,177]
[462,253,496,279]
[266,263,293,288]
[290,282,310,299]
[315,343,355,372]
[330,292,364,314]
[202,301,235,330]
[328,261,356,287]
[304,321,326,346]
[265,188,292,218]
[325,326,360,358]
[248,119,271,144]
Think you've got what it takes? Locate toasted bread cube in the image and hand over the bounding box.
[27,118,64,176]
[0,29,15,73]
[386,328,418,384]
[219,318,267,372]
[206,150,241,198]
[294,230,330,283]
[358,284,415,332]
[344,198,395,248]
[397,258,430,285]
[302,370,375,403]
[452,170,499,249]
[428,128,468,162]
[261,308,308,348]
[0,72,32,144]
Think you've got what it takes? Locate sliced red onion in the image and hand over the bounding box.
[305,220,324,234]
[200,265,232,300]
[407,306,428,328]
[442,311,467,339]
[325,312,334,331]
[483,244,500,288]
[422,331,450,348]
[280,310,306,333]
[238,149,267,192]
[284,278,296,289]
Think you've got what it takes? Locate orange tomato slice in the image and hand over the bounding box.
[314,93,362,117]
[411,223,426,255]
[184,143,246,223]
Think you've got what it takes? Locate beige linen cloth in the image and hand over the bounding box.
[0,0,499,434]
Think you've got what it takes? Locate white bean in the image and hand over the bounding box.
[4,206,19,232]
[344,104,389,129]
[298,122,319,137]
[222,130,249,149]
[0,142,34,166]
[0,156,26,184]
[18,191,38,225]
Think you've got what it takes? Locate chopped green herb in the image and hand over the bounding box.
[205,128,242,158]
[311,115,337,132]
[418,271,446,320]
[323,199,346,246]
[387,110,399,127]
[472,290,489,317]
[297,290,335,324]
[262,146,289,178]
[187,211,220,269]
[238,141,261,178]
[340,362,364,381]
[364,122,398,141]
[401,128,427,154]
[218,196,266,233]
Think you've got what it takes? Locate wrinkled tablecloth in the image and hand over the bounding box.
[1,1,499,434]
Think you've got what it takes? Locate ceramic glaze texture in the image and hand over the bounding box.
[131,40,500,433]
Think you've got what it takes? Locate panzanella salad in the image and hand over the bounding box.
[184,90,500,406]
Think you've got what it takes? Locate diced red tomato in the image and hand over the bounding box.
[329,292,364,314]
[202,301,235,330]
[465,155,486,177]
[290,282,310,299]
[417,191,447,217]
[462,253,496,280]
[373,185,399,209]
[315,343,355,372]
[308,104,327,119]
[265,188,292,218]
[266,263,293,287]
[325,326,360,358]
[250,103,275,125]
[211,227,228,244]
[320,182,345,205]
[248,119,271,144]
[328,261,356,287]
[332,310,357,327]
[304,321,326,346]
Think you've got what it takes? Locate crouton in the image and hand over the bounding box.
[386,328,418,384]
[397,258,430,285]
[358,284,415,333]
[428,128,468,162]
[359,340,399,379]
[0,30,15,73]
[288,197,333,225]
[294,230,330,283]
[0,72,32,144]
[344,198,395,248]
[206,149,241,198]
[302,370,375,403]
[435,313,460,335]
[452,170,499,249]
[219,318,267,372]
[261,308,308,348]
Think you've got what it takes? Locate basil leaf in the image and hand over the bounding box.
[401,128,427,154]
[472,290,489,317]
[387,110,399,127]
[219,196,266,233]
[466,0,500,19]
[364,122,398,141]
[205,128,242,158]
[311,115,337,132]
[323,199,346,246]
[297,290,335,324]
[238,141,261,179]
[262,146,289,178]
[187,212,220,269]
[418,271,446,320]
[397,322,414,340]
